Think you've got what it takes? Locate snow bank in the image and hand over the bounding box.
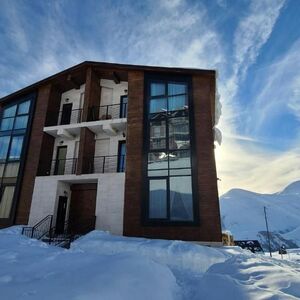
[71,231,227,273]
[0,227,179,300]
[1,227,300,300]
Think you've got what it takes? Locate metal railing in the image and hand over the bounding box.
[88,103,127,121]
[45,103,127,127]
[49,158,78,175]
[91,155,126,173]
[58,108,83,125]
[21,215,53,240]
[41,155,125,176]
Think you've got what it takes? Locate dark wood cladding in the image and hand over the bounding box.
[14,85,53,224]
[76,128,95,175]
[82,67,101,122]
[44,85,62,126]
[37,133,55,176]
[123,71,145,237]
[123,72,222,242]
[69,183,97,234]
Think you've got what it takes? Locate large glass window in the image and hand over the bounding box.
[0,97,32,220]
[9,136,24,160]
[145,78,195,222]
[0,136,10,161]
[0,186,15,218]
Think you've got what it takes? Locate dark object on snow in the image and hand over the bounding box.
[234,240,264,253]
[279,245,287,255]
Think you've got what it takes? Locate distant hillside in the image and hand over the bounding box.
[220,181,300,251]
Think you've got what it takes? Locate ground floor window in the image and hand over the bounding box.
[0,185,15,218]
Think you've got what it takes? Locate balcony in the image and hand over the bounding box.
[46,103,127,127]
[44,103,127,138]
[39,155,126,176]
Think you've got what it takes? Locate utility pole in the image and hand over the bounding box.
[264,206,272,257]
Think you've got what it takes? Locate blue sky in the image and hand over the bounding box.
[0,0,299,193]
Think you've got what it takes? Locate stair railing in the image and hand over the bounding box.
[21,215,53,240]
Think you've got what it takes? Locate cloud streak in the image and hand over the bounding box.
[0,0,298,194]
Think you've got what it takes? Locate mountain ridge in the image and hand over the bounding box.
[220,180,300,250]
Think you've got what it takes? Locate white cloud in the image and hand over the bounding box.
[216,139,300,194]
[0,0,297,195]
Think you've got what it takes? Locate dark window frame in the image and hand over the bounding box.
[142,73,199,226]
[119,95,128,118]
[117,140,126,172]
[0,93,36,224]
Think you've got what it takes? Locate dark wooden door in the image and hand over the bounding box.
[54,146,67,175]
[55,196,68,234]
[60,103,73,125]
[69,184,97,234]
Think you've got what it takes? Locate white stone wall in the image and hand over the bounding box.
[60,84,85,111]
[95,173,125,235]
[100,79,128,106]
[29,173,125,236]
[94,133,125,157]
[52,136,80,161]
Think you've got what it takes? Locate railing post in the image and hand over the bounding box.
[106,105,109,119]
[102,156,106,173]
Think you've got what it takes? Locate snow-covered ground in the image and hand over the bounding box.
[220,181,300,250]
[1,227,300,299]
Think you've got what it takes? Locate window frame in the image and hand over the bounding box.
[142,73,199,226]
[0,93,36,224]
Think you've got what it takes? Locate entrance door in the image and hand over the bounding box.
[55,196,68,234]
[60,103,73,125]
[54,146,67,175]
[117,141,126,172]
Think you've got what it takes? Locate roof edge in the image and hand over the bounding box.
[0,61,216,103]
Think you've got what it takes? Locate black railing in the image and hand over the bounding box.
[21,215,53,240]
[91,155,125,173]
[41,155,125,176]
[50,158,78,175]
[58,109,83,125]
[46,109,83,126]
[88,103,127,121]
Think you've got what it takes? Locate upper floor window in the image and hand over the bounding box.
[144,76,196,223]
[0,100,30,132]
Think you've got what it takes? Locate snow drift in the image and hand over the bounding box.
[1,227,300,299]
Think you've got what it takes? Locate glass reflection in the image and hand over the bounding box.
[150,120,166,150]
[149,179,167,219]
[9,136,24,160]
[169,150,191,169]
[148,152,168,170]
[170,176,193,221]
[168,117,190,150]
[150,98,167,113]
[18,101,30,115]
[151,83,165,97]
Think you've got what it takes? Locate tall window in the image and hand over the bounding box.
[0,98,32,220]
[145,77,195,223]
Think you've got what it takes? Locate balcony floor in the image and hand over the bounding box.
[44,118,127,138]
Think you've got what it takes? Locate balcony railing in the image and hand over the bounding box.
[45,103,127,127]
[88,103,127,121]
[41,155,126,176]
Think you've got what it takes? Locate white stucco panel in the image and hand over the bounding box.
[95,173,125,235]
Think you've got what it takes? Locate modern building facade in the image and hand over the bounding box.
[0,61,222,244]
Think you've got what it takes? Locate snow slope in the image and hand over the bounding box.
[1,227,300,299]
[220,181,300,250]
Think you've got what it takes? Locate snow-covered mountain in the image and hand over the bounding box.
[220,181,300,250]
